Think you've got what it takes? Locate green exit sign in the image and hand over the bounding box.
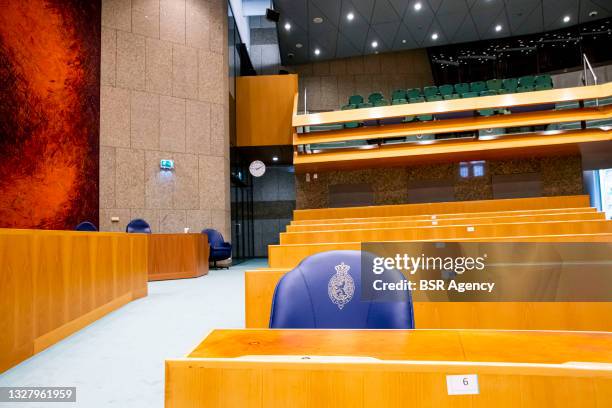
[160,159,174,170]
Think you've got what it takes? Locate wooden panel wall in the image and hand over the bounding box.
[236,74,298,147]
[0,229,148,373]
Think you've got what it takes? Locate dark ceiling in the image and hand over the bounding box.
[274,0,612,65]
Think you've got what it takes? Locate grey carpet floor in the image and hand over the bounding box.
[0,258,268,408]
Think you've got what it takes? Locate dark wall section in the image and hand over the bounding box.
[428,18,612,85]
[0,0,100,229]
[253,166,295,257]
[296,155,583,209]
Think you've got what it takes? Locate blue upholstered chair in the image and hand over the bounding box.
[75,221,97,231]
[126,218,151,233]
[269,250,415,329]
[202,229,232,269]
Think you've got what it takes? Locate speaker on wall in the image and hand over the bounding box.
[266,8,280,22]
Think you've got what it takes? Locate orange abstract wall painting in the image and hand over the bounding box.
[0,0,100,229]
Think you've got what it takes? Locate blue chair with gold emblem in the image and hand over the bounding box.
[269,250,414,329]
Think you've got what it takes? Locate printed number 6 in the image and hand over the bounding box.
[463,378,469,386]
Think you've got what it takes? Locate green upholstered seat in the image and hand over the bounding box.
[368,92,384,104]
[406,88,422,99]
[374,99,390,106]
[391,89,407,101]
[392,98,408,105]
[423,86,439,98]
[535,74,552,89]
[454,83,470,94]
[348,95,363,105]
[486,79,503,91]
[461,91,479,98]
[426,95,442,102]
[535,83,553,91]
[443,94,460,100]
[470,81,486,93]
[516,86,532,93]
[358,102,373,108]
[518,75,535,88]
[438,84,454,96]
[502,78,518,93]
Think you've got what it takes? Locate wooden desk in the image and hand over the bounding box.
[0,229,148,373]
[148,233,209,281]
[165,329,612,407]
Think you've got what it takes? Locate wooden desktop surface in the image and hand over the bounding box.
[0,228,148,373]
[166,329,612,407]
[189,329,612,364]
[148,233,209,281]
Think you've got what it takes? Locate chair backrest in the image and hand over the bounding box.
[202,228,225,246]
[406,88,422,99]
[438,84,454,96]
[269,250,415,329]
[126,218,151,233]
[75,221,97,231]
[348,94,363,105]
[367,92,384,104]
[454,83,470,94]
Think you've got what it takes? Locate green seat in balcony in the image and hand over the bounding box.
[368,92,384,104]
[502,78,518,93]
[461,91,479,98]
[454,83,470,94]
[406,88,422,99]
[518,75,535,88]
[374,99,390,107]
[348,95,363,105]
[516,86,532,93]
[438,84,454,96]
[444,94,460,100]
[423,86,439,98]
[392,98,408,105]
[535,74,553,89]
[470,81,486,93]
[426,94,442,102]
[391,89,407,101]
[486,79,503,92]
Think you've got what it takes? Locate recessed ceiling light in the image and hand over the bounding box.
[402,39,407,44]
[347,12,354,21]
[272,156,279,162]
[589,10,598,17]
[414,2,422,11]
[284,22,291,31]
[563,15,571,23]
[314,48,320,55]
[495,24,502,32]
[296,43,303,48]
[371,41,378,48]
[431,32,439,40]
[313,17,323,24]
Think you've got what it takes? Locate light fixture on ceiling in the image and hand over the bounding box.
[284,22,291,31]
[272,156,279,162]
[347,12,354,21]
[296,43,303,48]
[313,17,323,24]
[495,24,502,32]
[402,39,407,44]
[414,2,422,11]
[314,48,321,56]
[371,41,378,48]
[431,32,439,40]
[589,10,598,17]
[563,15,571,23]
